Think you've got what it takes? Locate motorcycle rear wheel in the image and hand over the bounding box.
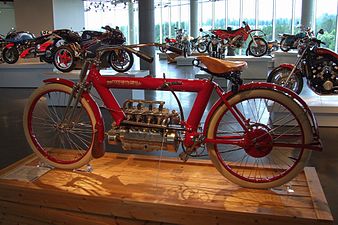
[23,83,96,169]
[248,37,268,57]
[2,46,19,64]
[206,89,312,189]
[53,45,76,73]
[280,38,291,52]
[267,66,303,94]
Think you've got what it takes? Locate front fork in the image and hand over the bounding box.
[61,61,90,122]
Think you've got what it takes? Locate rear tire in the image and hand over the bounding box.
[280,38,291,52]
[3,47,19,64]
[206,89,312,189]
[53,45,76,73]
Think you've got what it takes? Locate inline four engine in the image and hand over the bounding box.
[108,100,181,152]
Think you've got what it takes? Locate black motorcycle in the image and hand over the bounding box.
[1,29,35,64]
[53,25,134,73]
[267,29,338,94]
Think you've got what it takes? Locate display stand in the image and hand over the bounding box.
[272,50,298,67]
[0,153,333,225]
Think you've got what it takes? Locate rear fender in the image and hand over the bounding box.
[204,82,321,151]
[43,78,106,158]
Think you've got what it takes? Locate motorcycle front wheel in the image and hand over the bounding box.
[248,37,268,57]
[53,45,76,73]
[197,42,207,53]
[23,83,96,169]
[2,46,19,64]
[108,49,134,73]
[206,88,312,189]
[280,38,291,52]
[267,66,303,94]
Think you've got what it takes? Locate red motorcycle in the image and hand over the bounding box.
[208,21,268,57]
[23,47,321,189]
[159,28,185,52]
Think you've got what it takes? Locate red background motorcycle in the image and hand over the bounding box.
[208,21,268,57]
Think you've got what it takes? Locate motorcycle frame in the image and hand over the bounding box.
[44,60,321,158]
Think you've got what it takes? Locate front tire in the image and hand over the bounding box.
[197,42,207,53]
[2,47,19,64]
[248,37,268,57]
[108,49,134,73]
[206,89,312,189]
[267,66,303,94]
[23,83,96,169]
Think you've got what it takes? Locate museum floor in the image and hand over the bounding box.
[0,58,337,223]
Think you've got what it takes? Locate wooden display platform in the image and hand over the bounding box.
[0,153,333,225]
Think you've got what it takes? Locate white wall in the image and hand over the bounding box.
[14,0,54,36]
[52,0,85,32]
[0,2,16,35]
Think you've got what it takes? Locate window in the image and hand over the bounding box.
[315,0,337,51]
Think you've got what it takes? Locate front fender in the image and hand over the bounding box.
[43,78,106,158]
[278,63,295,70]
[204,82,321,150]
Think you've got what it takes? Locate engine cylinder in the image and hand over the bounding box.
[108,99,180,152]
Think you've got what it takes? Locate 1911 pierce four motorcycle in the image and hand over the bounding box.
[23,44,321,189]
[267,29,338,94]
[207,21,268,58]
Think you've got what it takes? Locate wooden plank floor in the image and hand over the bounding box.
[0,152,333,225]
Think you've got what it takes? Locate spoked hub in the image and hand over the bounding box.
[243,124,273,158]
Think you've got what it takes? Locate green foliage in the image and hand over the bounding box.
[316,13,336,51]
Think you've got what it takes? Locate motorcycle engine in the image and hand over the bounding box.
[229,35,244,48]
[308,56,338,93]
[108,100,180,152]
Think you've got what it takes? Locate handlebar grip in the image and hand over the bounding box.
[167,46,183,55]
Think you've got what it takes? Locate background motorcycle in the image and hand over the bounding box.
[246,39,279,56]
[267,29,338,94]
[189,28,210,53]
[207,21,268,57]
[1,29,35,64]
[279,27,313,52]
[53,26,134,73]
[160,27,185,52]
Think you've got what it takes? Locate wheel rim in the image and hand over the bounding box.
[55,48,73,69]
[27,89,94,165]
[272,69,299,92]
[212,95,305,183]
[5,48,17,62]
[111,50,130,70]
[250,39,267,56]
